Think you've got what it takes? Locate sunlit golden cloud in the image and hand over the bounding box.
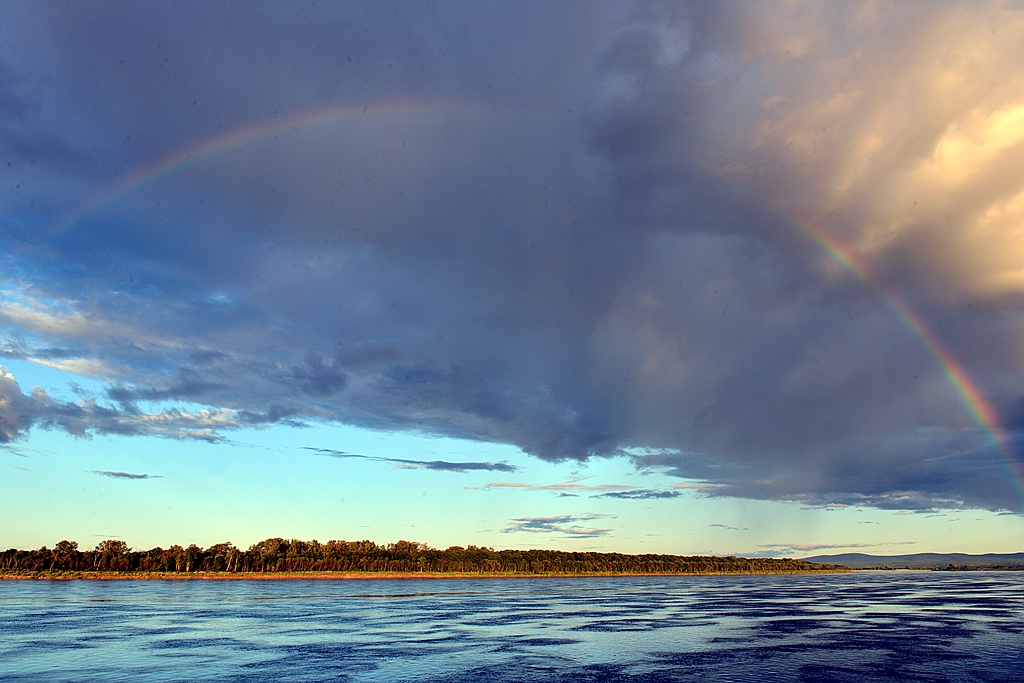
[711,2,1024,301]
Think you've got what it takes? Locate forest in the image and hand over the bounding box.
[0,538,844,575]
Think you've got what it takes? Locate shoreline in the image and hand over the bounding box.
[0,569,850,581]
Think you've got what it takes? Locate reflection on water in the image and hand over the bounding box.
[1,572,1022,682]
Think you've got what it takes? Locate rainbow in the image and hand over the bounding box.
[787,212,1022,484]
[47,101,1022,501]
[47,99,495,242]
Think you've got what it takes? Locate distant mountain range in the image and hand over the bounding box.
[803,552,1024,569]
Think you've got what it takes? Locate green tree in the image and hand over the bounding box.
[93,540,130,571]
[51,540,80,570]
[183,544,202,572]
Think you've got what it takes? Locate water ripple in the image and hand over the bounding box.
[0,573,1021,682]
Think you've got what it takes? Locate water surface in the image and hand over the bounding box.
[1,572,1022,682]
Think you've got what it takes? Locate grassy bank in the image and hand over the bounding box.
[0,568,850,581]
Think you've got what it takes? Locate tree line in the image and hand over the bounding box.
[0,538,843,574]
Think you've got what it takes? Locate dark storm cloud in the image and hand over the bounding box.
[306,447,517,473]
[0,53,84,169]
[106,368,227,403]
[1,2,1023,513]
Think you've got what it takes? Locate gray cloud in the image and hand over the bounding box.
[90,470,162,480]
[472,481,635,494]
[502,514,615,538]
[597,489,681,500]
[472,482,682,499]
[0,368,34,442]
[0,1,1022,514]
[1,444,29,457]
[0,365,244,442]
[306,447,517,473]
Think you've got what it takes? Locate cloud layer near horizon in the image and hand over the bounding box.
[1,2,1023,513]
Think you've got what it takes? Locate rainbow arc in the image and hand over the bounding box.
[46,101,1023,503]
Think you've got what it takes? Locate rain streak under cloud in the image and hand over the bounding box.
[1,0,1024,538]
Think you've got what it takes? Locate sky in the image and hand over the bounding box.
[2,1,1023,558]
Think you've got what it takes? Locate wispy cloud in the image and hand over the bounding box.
[668,481,725,494]
[306,447,517,473]
[472,482,680,500]
[90,470,162,480]
[757,541,919,557]
[502,514,615,538]
[763,542,874,553]
[472,481,633,494]
[597,489,681,500]
[709,523,748,531]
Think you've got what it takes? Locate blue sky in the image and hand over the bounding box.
[1,1,1023,556]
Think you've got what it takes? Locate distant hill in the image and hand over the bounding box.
[803,552,1024,570]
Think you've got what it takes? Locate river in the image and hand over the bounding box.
[1,572,1021,681]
